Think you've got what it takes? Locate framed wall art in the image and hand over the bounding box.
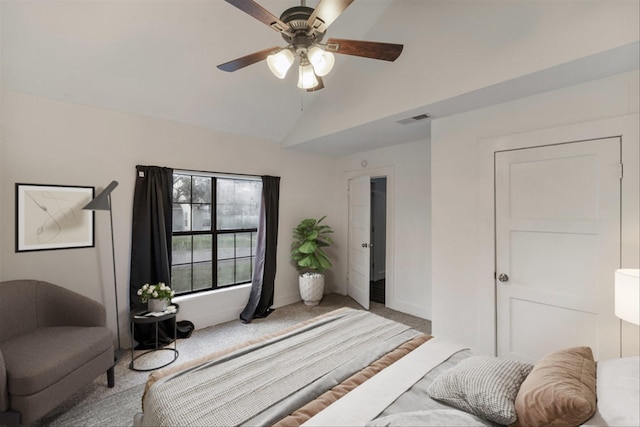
[16,183,95,252]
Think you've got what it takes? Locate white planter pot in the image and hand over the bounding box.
[299,274,325,306]
[148,298,169,312]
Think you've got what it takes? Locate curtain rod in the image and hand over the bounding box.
[177,168,281,180]
[136,165,280,180]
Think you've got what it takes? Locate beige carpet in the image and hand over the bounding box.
[34,293,431,426]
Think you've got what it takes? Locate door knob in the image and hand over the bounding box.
[498,273,509,282]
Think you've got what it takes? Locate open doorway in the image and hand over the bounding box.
[370,177,387,304]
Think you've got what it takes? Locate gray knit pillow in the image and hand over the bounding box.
[427,356,533,425]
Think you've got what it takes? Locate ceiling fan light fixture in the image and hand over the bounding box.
[267,48,295,79]
[308,46,335,77]
[297,60,319,89]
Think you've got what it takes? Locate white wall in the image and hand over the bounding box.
[431,70,640,356]
[335,138,431,319]
[0,90,340,345]
[285,0,640,147]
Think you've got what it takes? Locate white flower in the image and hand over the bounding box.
[137,282,173,302]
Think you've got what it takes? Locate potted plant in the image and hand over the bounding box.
[137,282,175,312]
[291,216,334,306]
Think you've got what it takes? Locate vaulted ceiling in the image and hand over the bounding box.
[2,1,638,157]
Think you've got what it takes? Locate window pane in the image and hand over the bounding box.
[171,172,261,295]
[193,262,212,291]
[236,232,252,258]
[217,259,234,287]
[172,204,191,232]
[192,176,211,203]
[193,235,212,262]
[173,175,191,202]
[172,235,192,264]
[236,257,253,283]
[171,264,192,294]
[216,179,262,230]
[192,204,211,231]
[217,234,235,260]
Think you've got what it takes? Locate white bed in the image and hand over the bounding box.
[134,308,639,427]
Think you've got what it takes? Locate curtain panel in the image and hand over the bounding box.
[240,176,281,323]
[129,165,174,348]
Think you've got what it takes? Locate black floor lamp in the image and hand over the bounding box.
[83,180,123,361]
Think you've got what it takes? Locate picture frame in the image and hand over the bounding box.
[16,183,95,252]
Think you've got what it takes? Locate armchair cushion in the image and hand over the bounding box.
[0,326,113,396]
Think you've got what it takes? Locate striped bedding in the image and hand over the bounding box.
[135,308,468,427]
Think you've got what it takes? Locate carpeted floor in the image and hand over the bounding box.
[33,293,431,426]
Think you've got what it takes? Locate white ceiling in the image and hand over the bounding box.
[2,0,638,157]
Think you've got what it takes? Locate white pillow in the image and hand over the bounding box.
[582,356,640,427]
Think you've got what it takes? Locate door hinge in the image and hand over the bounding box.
[618,163,623,179]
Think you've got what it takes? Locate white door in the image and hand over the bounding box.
[496,138,621,362]
[348,175,371,309]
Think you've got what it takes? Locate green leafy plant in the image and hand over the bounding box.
[291,216,334,273]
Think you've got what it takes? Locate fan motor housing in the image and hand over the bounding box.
[279,6,325,45]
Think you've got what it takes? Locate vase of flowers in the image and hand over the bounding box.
[137,282,175,312]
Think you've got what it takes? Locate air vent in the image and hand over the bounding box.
[395,114,430,125]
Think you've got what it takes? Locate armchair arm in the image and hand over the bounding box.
[0,349,8,411]
[36,281,107,328]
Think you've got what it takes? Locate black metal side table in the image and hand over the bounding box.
[129,304,179,371]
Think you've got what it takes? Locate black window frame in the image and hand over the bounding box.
[171,171,261,297]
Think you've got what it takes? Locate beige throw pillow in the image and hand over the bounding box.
[512,346,596,427]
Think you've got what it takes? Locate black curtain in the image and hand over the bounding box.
[240,176,280,323]
[129,165,174,348]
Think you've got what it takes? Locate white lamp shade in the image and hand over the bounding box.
[267,49,295,79]
[297,62,319,89]
[308,46,335,77]
[615,269,640,325]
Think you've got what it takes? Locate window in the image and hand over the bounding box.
[171,172,262,296]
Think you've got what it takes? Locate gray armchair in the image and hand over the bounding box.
[0,280,115,425]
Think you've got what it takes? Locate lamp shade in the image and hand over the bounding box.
[615,269,640,325]
[297,62,318,89]
[308,46,335,77]
[267,49,294,79]
[83,181,118,211]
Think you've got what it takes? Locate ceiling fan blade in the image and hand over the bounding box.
[217,46,280,72]
[306,75,325,92]
[224,0,291,33]
[326,38,403,61]
[307,0,354,33]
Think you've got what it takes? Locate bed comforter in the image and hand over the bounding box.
[135,307,639,427]
[138,308,440,426]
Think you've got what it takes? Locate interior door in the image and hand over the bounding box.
[348,175,371,309]
[496,138,621,362]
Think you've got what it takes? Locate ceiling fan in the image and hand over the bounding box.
[217,0,403,91]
